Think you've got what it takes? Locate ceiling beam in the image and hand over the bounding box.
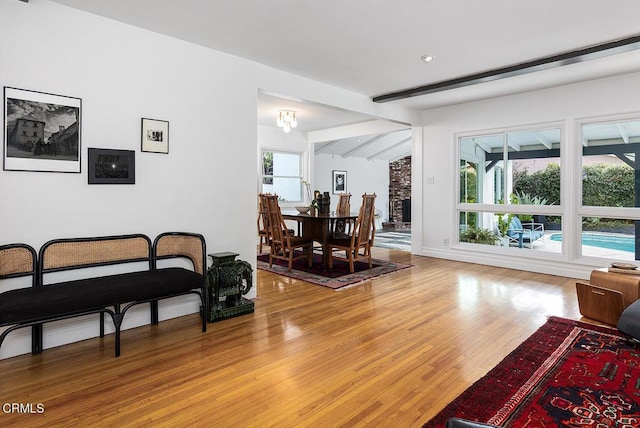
[307,120,408,144]
[367,137,412,160]
[372,33,640,103]
[388,152,413,163]
[341,134,387,158]
[617,124,630,144]
[314,140,339,154]
[507,140,521,152]
[472,138,492,154]
[531,131,552,149]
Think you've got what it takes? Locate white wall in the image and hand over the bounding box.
[314,153,389,223]
[0,0,258,358]
[419,71,640,279]
[0,1,416,359]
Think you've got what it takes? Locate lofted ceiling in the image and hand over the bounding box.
[314,130,413,162]
[257,92,412,161]
[47,0,640,160]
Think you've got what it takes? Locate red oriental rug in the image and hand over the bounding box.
[256,253,412,290]
[423,316,640,428]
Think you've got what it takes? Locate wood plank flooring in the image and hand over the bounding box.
[0,248,583,427]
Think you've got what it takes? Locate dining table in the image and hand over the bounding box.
[281,209,358,269]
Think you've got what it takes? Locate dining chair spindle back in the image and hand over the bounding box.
[261,194,313,271]
[327,193,377,273]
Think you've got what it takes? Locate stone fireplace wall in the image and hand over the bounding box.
[388,156,411,224]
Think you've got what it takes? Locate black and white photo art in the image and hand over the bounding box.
[4,87,81,173]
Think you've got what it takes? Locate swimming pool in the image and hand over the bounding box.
[550,233,635,252]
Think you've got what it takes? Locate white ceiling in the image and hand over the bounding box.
[48,0,640,160]
[256,92,374,133]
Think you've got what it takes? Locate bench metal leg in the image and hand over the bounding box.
[113,304,123,357]
[32,324,43,354]
[99,312,105,338]
[201,287,208,332]
[150,301,159,325]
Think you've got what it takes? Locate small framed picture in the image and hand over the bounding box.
[4,86,81,173]
[332,170,347,194]
[88,148,135,184]
[141,118,169,154]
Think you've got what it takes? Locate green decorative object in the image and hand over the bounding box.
[207,252,254,322]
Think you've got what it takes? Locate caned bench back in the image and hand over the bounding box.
[39,234,152,273]
[153,232,206,276]
[0,244,37,281]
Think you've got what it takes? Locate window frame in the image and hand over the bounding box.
[577,113,640,262]
[454,121,565,256]
[259,148,304,203]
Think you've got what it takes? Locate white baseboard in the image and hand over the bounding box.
[421,247,594,280]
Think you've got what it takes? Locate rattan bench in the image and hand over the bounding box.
[0,232,208,357]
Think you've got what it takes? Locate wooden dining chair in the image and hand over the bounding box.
[257,196,270,253]
[333,193,352,236]
[326,193,377,273]
[336,193,351,215]
[261,194,314,271]
[258,193,297,253]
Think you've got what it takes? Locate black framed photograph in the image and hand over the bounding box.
[332,170,347,194]
[4,86,81,173]
[141,118,169,154]
[88,148,135,184]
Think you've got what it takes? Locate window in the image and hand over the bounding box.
[458,210,561,253]
[581,119,640,208]
[459,159,478,204]
[457,125,562,253]
[459,128,560,206]
[580,118,640,261]
[261,150,303,202]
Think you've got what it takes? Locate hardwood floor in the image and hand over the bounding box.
[0,248,583,427]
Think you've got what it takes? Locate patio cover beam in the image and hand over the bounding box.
[484,142,640,163]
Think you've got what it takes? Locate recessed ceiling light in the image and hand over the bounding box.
[421,55,434,63]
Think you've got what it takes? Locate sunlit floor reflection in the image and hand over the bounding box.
[457,276,564,315]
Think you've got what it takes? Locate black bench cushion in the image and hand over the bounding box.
[0,268,203,324]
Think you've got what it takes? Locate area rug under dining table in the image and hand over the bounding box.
[422,316,640,427]
[257,252,412,290]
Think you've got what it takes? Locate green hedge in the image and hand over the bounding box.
[514,163,635,208]
[580,164,635,207]
[513,163,560,205]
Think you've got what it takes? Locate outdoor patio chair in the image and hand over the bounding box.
[507,216,544,249]
[326,193,376,273]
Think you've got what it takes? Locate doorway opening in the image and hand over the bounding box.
[378,155,411,251]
